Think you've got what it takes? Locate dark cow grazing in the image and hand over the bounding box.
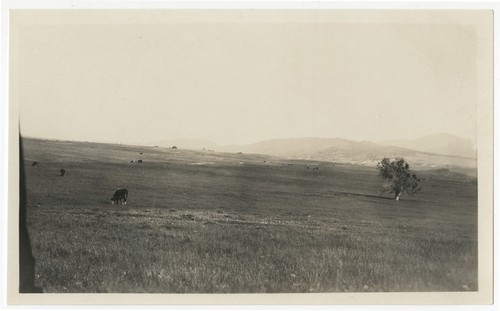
[32,161,37,166]
[59,169,65,176]
[138,159,143,163]
[140,152,143,155]
[111,188,128,205]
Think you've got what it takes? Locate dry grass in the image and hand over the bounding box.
[23,138,477,293]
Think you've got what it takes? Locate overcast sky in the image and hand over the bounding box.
[13,11,480,146]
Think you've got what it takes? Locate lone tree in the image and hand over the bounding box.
[377,157,421,201]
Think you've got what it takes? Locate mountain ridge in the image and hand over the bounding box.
[145,134,476,175]
[148,134,475,159]
[378,133,476,159]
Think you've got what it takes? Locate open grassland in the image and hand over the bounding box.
[22,138,477,293]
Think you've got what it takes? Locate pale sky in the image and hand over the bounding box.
[13,11,481,145]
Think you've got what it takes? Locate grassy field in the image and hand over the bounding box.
[21,138,477,293]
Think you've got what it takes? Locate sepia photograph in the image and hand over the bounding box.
[4,6,494,306]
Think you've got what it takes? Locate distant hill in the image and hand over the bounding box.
[220,137,357,157]
[379,133,476,159]
[218,138,414,161]
[311,140,417,165]
[148,134,477,176]
[218,137,474,171]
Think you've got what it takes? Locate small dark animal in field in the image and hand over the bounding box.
[182,214,195,221]
[59,169,65,176]
[138,159,143,163]
[130,160,134,163]
[140,152,143,154]
[111,188,128,205]
[32,161,37,166]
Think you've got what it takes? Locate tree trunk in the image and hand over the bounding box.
[395,192,401,201]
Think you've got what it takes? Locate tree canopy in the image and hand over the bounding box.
[377,158,421,200]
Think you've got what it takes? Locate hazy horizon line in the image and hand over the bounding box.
[20,131,474,148]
